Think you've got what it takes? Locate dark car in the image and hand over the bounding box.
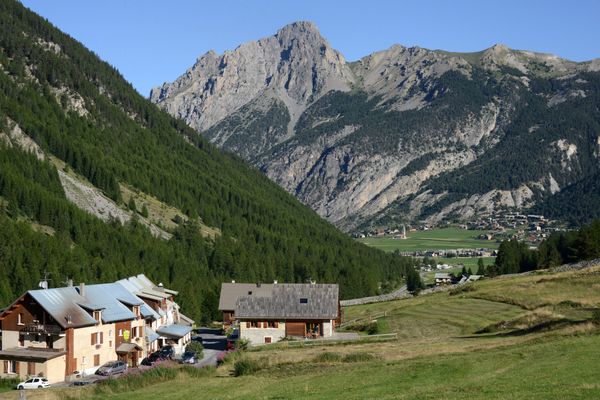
[95,360,127,376]
[179,351,197,364]
[72,378,98,386]
[158,345,174,359]
[141,351,164,366]
[191,335,203,344]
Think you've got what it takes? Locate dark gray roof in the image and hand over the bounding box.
[218,283,274,311]
[0,347,66,362]
[235,284,339,320]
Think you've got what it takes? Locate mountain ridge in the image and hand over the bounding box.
[151,21,600,230]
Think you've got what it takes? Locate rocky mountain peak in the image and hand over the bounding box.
[150,20,353,134]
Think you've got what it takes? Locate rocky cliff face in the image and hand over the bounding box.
[151,22,600,230]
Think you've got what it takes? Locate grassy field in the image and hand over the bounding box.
[10,266,600,400]
[358,227,499,252]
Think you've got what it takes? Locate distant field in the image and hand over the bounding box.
[358,227,499,252]
[422,257,496,283]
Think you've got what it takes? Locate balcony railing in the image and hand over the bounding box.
[20,323,62,335]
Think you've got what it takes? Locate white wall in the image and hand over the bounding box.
[240,323,286,345]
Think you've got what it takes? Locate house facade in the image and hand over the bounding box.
[219,282,339,345]
[0,274,192,383]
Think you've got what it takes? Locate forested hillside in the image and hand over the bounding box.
[0,1,415,322]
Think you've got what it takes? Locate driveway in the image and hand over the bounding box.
[193,327,227,367]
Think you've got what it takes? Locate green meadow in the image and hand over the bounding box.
[357,227,499,252]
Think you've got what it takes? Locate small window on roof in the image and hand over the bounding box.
[300,298,308,304]
[248,291,253,295]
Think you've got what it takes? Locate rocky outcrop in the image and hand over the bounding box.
[150,21,354,137]
[151,22,600,230]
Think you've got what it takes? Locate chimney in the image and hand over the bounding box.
[79,282,85,297]
[231,280,235,283]
[273,280,278,284]
[67,279,73,287]
[256,282,261,288]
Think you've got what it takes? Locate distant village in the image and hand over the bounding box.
[353,212,565,256]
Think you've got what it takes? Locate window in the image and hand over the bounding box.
[264,337,272,344]
[300,298,308,304]
[18,335,24,347]
[109,330,113,337]
[267,321,278,328]
[7,360,16,374]
[247,291,253,295]
[118,329,123,337]
[91,332,104,346]
[17,313,24,325]
[94,354,100,367]
[247,321,260,328]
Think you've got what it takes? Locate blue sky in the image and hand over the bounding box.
[21,0,600,96]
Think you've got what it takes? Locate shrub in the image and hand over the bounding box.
[449,284,476,296]
[235,338,250,351]
[0,377,20,390]
[186,341,204,358]
[592,309,600,324]
[367,321,380,335]
[342,353,376,363]
[94,366,177,394]
[314,352,342,363]
[233,358,261,376]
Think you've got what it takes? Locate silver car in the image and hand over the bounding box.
[95,360,127,376]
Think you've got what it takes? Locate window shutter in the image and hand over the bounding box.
[100,332,104,344]
[274,322,279,328]
[246,322,250,328]
[3,361,7,373]
[91,333,95,345]
[15,362,19,374]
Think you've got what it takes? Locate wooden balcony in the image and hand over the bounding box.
[20,322,62,335]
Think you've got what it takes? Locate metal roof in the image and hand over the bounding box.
[145,327,160,343]
[434,273,453,279]
[117,274,177,299]
[116,342,142,353]
[28,287,97,329]
[157,324,193,339]
[234,283,339,320]
[218,283,274,311]
[140,303,159,320]
[81,283,140,324]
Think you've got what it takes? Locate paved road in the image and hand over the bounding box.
[193,328,227,368]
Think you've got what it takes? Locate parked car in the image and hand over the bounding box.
[71,378,98,386]
[158,345,174,359]
[141,351,163,366]
[179,351,197,364]
[16,377,50,390]
[191,335,203,344]
[95,360,127,376]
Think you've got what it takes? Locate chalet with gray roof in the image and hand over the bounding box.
[219,282,339,345]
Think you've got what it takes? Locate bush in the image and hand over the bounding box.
[449,284,476,296]
[94,366,177,394]
[314,352,342,363]
[592,309,600,324]
[235,338,250,351]
[233,358,261,376]
[0,377,20,390]
[186,341,204,358]
[342,353,376,363]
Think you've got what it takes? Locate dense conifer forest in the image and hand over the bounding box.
[0,1,415,322]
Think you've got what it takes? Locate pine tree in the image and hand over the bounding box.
[141,204,149,218]
[476,258,485,275]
